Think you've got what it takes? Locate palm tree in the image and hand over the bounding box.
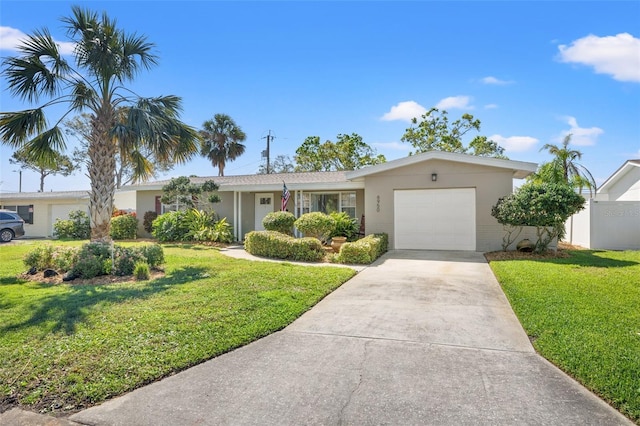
[533,134,597,196]
[0,7,200,241]
[200,114,247,176]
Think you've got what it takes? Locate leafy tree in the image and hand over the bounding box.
[257,154,295,174]
[0,7,199,241]
[529,134,596,196]
[200,114,247,176]
[10,147,77,192]
[491,182,585,252]
[294,133,386,172]
[401,108,507,158]
[160,176,221,211]
[64,112,174,188]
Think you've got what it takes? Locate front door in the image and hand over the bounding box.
[254,193,274,231]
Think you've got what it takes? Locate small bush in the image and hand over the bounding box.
[139,244,165,268]
[52,246,78,272]
[329,212,359,240]
[53,210,90,239]
[244,231,324,262]
[335,233,388,264]
[152,210,190,242]
[262,211,296,235]
[24,245,55,270]
[133,262,151,281]
[110,214,138,240]
[152,209,233,243]
[112,245,146,276]
[143,211,158,233]
[294,212,336,241]
[72,242,111,279]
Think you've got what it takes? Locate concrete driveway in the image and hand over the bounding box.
[70,250,631,425]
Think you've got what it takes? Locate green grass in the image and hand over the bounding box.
[489,250,640,423]
[0,241,355,413]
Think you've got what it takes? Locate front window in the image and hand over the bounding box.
[1,205,33,224]
[299,192,356,218]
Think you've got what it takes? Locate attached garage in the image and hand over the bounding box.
[394,188,476,250]
[346,151,538,252]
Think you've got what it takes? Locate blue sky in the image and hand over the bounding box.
[1,1,639,193]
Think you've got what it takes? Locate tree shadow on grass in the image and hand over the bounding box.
[0,266,212,336]
[515,250,638,268]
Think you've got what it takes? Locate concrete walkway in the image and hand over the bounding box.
[61,250,631,425]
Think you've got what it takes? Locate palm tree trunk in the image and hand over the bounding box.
[88,109,117,242]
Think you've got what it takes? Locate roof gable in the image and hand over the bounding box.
[345,151,537,180]
[598,160,640,194]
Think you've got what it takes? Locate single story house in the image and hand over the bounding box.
[0,190,136,238]
[124,151,538,252]
[566,160,640,250]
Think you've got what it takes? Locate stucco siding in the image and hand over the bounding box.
[361,160,516,251]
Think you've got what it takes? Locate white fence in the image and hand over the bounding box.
[566,199,640,250]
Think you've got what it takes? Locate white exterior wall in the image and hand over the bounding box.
[590,201,640,250]
[566,199,640,250]
[566,201,591,248]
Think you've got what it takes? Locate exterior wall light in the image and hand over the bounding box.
[431,173,438,182]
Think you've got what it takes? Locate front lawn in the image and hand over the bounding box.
[0,241,356,414]
[489,250,640,423]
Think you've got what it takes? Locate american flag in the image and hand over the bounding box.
[281,182,291,211]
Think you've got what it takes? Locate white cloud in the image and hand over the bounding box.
[558,33,640,83]
[484,104,498,109]
[380,101,427,122]
[560,116,604,146]
[489,134,539,152]
[0,26,26,51]
[373,141,411,151]
[481,76,514,85]
[435,95,473,110]
[0,26,75,55]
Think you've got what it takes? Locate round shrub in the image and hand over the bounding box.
[262,211,296,235]
[294,212,336,241]
[110,213,138,240]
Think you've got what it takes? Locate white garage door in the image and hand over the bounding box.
[394,188,476,250]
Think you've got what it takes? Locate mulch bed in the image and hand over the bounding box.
[18,270,165,286]
[484,242,585,262]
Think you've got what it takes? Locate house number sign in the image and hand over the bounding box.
[376,195,380,212]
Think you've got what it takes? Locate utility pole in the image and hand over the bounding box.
[262,130,274,174]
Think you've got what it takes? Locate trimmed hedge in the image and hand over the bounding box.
[244,230,324,262]
[335,233,388,264]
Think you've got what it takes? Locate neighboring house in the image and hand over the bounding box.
[566,160,640,250]
[0,190,136,238]
[125,151,538,252]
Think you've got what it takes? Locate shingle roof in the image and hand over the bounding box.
[0,190,90,202]
[121,171,362,191]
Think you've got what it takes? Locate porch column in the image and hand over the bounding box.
[233,191,238,241]
[238,192,242,241]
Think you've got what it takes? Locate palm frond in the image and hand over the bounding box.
[21,126,66,168]
[0,109,48,146]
